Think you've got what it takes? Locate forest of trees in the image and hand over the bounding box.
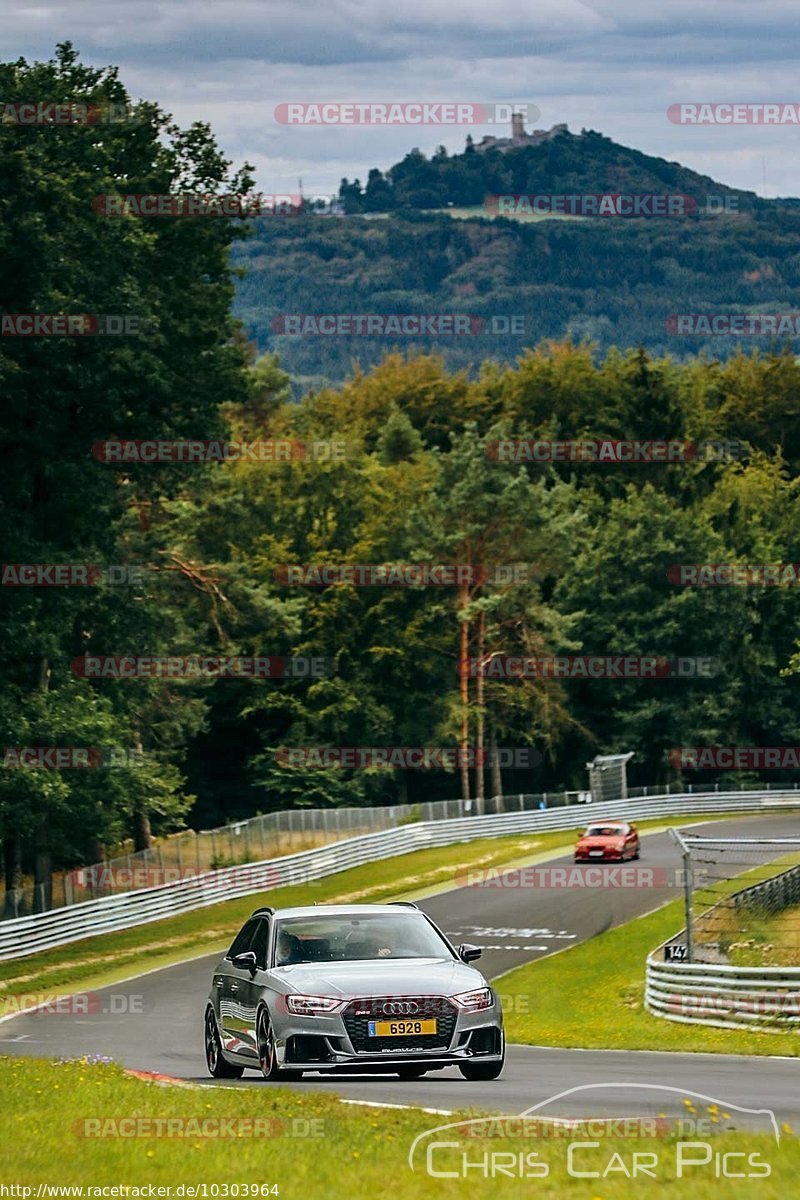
[4,47,800,903]
[235,201,800,388]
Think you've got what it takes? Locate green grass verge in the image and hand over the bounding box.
[0,1056,796,1196]
[501,897,800,1056]
[727,901,800,967]
[0,812,754,1015]
[692,853,800,966]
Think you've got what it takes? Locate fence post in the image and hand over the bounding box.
[682,848,694,963]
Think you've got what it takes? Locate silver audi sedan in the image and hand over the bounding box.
[204,902,504,1081]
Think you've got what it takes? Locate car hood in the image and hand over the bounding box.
[577,836,625,848]
[578,840,628,849]
[270,956,486,997]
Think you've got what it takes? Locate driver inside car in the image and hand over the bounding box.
[276,930,303,965]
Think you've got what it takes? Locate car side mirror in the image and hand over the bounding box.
[458,943,482,963]
[231,951,258,973]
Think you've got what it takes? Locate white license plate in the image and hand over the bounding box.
[589,849,604,857]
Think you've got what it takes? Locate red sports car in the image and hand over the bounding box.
[574,821,640,862]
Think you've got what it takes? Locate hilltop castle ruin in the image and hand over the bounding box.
[475,117,569,153]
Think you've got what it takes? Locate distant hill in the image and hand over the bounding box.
[232,126,800,390]
[336,123,757,214]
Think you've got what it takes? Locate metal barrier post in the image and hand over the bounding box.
[669,828,694,962]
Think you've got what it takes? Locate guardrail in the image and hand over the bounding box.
[8,778,798,917]
[646,856,800,1030]
[646,954,800,1030]
[3,789,799,962]
[731,863,800,913]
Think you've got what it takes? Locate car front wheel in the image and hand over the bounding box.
[256,1006,303,1081]
[458,1039,505,1081]
[205,1007,244,1079]
[256,1006,284,1080]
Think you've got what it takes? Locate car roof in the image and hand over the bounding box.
[265,904,424,919]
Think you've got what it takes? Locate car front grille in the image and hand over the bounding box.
[342,995,457,1053]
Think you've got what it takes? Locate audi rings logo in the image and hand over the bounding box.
[382,1001,420,1016]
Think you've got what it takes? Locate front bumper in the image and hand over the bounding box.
[574,847,626,861]
[273,993,504,1072]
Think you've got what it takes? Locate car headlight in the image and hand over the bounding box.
[286,994,343,1015]
[453,987,493,1011]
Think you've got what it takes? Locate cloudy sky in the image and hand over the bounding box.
[8,0,800,196]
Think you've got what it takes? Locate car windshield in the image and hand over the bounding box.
[585,825,626,837]
[273,913,455,965]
